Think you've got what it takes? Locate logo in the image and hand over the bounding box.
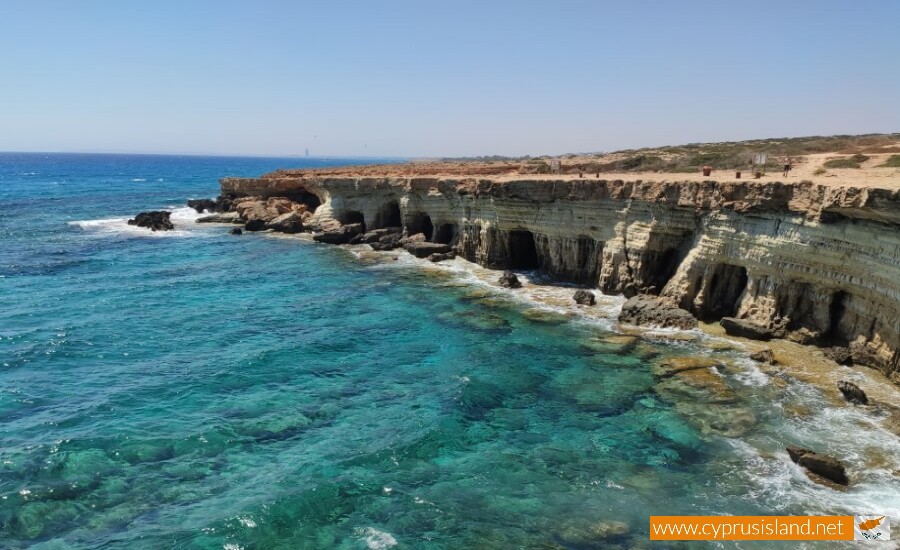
[854,516,890,541]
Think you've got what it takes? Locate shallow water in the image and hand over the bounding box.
[1,153,898,549]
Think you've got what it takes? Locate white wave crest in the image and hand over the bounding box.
[68,206,209,238]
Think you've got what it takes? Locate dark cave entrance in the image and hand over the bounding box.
[508,230,539,269]
[342,210,366,233]
[286,190,322,212]
[701,263,748,321]
[376,201,402,229]
[434,223,457,245]
[827,290,850,344]
[405,213,434,240]
[643,248,682,294]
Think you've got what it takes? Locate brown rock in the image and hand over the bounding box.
[404,242,452,259]
[720,317,774,341]
[798,453,849,486]
[749,348,776,364]
[619,295,697,330]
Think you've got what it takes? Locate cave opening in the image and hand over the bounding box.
[342,210,366,233]
[287,190,322,212]
[508,230,539,269]
[827,290,850,344]
[434,223,457,245]
[376,201,402,229]
[405,213,434,240]
[701,263,748,321]
[643,248,682,293]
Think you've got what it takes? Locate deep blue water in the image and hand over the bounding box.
[1,153,897,549]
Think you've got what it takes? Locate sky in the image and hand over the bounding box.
[1,1,898,157]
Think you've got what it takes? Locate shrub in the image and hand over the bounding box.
[879,154,900,167]
[813,167,827,175]
[823,154,869,169]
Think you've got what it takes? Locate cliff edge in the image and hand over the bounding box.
[217,169,900,383]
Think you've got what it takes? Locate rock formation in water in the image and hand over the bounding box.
[128,211,174,231]
[209,173,900,383]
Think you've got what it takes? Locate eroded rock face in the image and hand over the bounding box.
[127,211,173,231]
[219,174,900,383]
[619,295,697,330]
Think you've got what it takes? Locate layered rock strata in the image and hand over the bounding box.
[218,175,900,383]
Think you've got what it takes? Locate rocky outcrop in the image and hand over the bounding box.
[265,212,304,234]
[498,271,522,288]
[187,199,217,213]
[404,242,452,259]
[128,211,173,231]
[229,227,242,235]
[429,251,456,263]
[619,295,697,330]
[720,317,774,341]
[219,174,900,383]
[312,222,363,244]
[749,348,776,364]
[837,380,868,405]
[787,446,849,486]
[573,289,596,306]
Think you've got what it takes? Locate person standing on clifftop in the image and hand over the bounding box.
[783,157,792,177]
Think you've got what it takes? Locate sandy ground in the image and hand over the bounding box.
[269,151,900,191]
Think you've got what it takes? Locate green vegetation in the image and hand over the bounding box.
[823,154,870,169]
[879,154,900,167]
[813,167,827,176]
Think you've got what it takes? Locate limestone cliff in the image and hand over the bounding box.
[219,175,900,383]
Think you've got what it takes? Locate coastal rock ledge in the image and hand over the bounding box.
[215,173,900,383]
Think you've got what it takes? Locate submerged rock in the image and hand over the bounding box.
[573,289,596,306]
[837,380,868,405]
[497,271,522,288]
[618,295,697,330]
[720,317,774,340]
[787,446,849,485]
[127,211,173,231]
[749,348,776,364]
[229,227,242,235]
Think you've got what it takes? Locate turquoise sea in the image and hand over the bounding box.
[1,153,898,549]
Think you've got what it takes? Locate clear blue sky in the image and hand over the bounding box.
[1,1,898,157]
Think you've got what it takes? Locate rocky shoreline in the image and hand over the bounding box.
[121,171,900,491]
[194,172,900,386]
